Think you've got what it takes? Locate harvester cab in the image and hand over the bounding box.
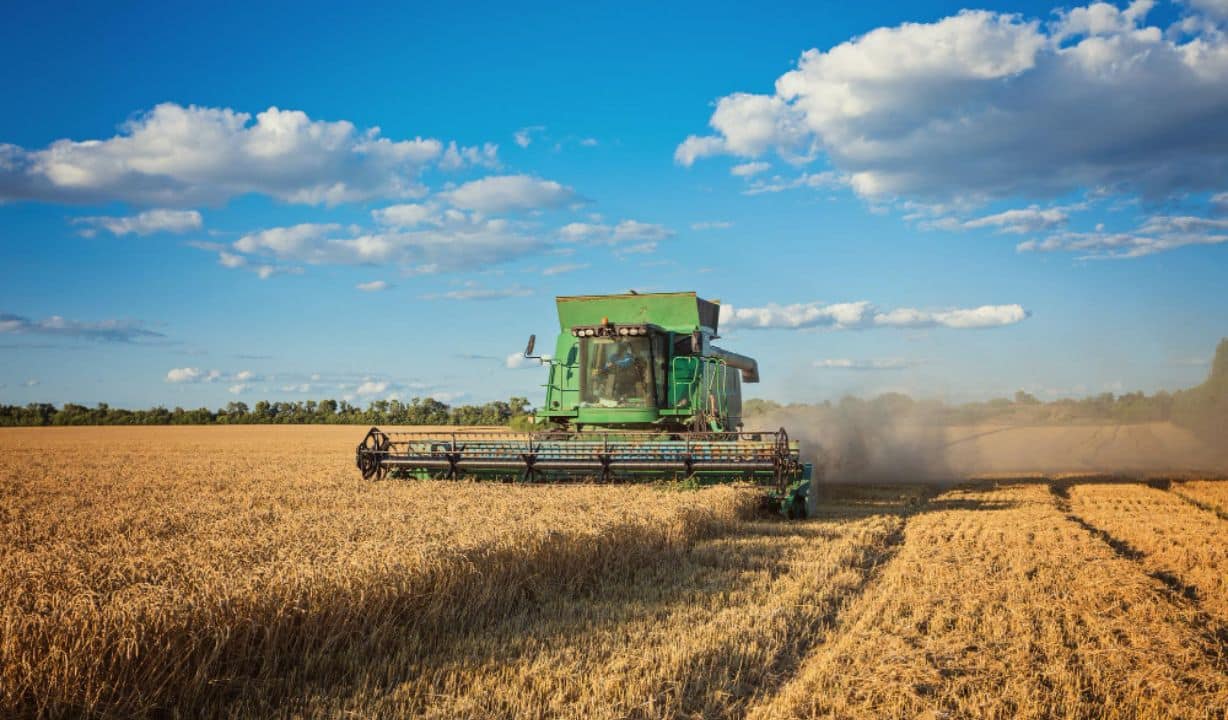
[356,291,814,517]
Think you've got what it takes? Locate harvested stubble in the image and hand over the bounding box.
[1176,480,1228,520]
[0,427,758,718]
[1067,482,1228,623]
[748,483,1228,719]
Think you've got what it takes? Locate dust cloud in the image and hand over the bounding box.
[745,402,1226,485]
[748,400,952,485]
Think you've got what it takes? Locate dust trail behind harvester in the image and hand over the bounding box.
[747,402,1226,485]
[749,400,952,485]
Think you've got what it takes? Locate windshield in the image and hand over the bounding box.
[580,336,656,408]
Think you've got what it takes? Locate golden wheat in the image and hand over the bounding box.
[3,428,1227,719]
[0,427,757,717]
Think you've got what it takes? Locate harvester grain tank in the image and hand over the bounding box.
[355,291,814,516]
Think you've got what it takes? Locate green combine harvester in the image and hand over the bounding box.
[356,291,814,516]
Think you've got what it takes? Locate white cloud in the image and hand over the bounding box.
[23,378,39,387]
[254,264,303,280]
[234,370,257,381]
[1183,0,1228,20]
[874,305,1029,329]
[814,358,920,370]
[443,174,578,213]
[166,367,219,383]
[438,141,499,171]
[356,380,389,395]
[513,125,546,148]
[422,283,534,301]
[674,135,727,167]
[743,171,844,196]
[559,219,673,244]
[719,300,1028,330]
[1211,191,1228,209]
[960,206,1071,234]
[356,280,389,291]
[72,209,202,237]
[228,383,250,395]
[678,4,1228,203]
[372,202,439,228]
[579,138,599,147]
[675,93,812,166]
[228,214,546,273]
[731,161,771,177]
[541,262,590,276]
[691,220,734,230]
[0,312,163,342]
[1018,214,1228,258]
[0,103,458,206]
[218,252,247,268]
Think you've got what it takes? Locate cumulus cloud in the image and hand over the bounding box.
[218,252,247,268]
[1018,214,1228,257]
[166,367,222,383]
[0,103,461,206]
[72,209,202,236]
[814,358,921,370]
[227,383,250,395]
[438,141,499,171]
[0,312,163,342]
[228,214,546,273]
[678,3,1228,203]
[731,161,771,177]
[355,380,389,395]
[371,202,438,228]
[719,300,1028,330]
[443,174,578,213]
[356,280,389,291]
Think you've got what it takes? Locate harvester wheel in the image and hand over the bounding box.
[358,452,380,481]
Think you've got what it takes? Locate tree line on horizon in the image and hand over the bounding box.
[2,340,1224,440]
[0,396,534,428]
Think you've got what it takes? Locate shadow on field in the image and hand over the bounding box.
[217,493,920,718]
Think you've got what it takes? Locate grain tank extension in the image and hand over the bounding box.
[355,292,814,516]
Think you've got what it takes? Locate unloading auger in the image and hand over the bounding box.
[356,291,815,517]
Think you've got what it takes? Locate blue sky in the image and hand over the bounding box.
[1,0,1225,409]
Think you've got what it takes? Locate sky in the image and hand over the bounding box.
[1,0,1226,409]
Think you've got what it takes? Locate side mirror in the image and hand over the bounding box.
[524,334,536,357]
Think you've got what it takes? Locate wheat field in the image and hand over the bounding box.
[2,426,1227,718]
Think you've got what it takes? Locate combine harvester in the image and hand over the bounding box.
[356,291,815,516]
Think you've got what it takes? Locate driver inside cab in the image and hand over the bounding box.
[596,339,648,403]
